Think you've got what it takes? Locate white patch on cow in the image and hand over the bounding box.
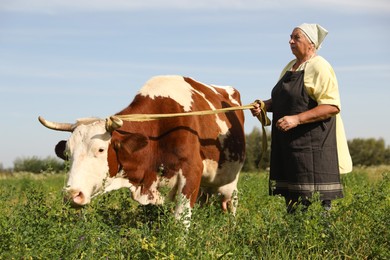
[129,179,164,205]
[188,79,230,135]
[128,173,183,206]
[211,84,241,106]
[201,159,219,183]
[215,118,229,135]
[138,75,194,112]
[99,170,133,195]
[139,76,235,135]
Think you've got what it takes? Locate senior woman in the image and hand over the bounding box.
[251,23,352,212]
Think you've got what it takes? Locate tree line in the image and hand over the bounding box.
[243,127,390,171]
[1,127,389,173]
[0,156,65,174]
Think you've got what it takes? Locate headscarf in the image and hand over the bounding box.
[296,23,328,50]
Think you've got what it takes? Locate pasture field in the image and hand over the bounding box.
[0,167,389,259]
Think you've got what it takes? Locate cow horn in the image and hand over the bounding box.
[105,116,123,132]
[38,116,75,132]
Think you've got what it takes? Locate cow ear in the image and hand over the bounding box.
[55,140,68,160]
[108,132,148,177]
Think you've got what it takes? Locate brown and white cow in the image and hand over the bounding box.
[39,75,245,225]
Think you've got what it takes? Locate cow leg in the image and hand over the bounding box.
[174,164,202,228]
[173,170,193,228]
[197,188,211,207]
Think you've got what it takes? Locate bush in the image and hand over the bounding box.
[243,127,271,171]
[13,156,65,173]
[347,138,390,166]
[244,130,390,170]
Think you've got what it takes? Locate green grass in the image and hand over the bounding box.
[0,167,389,259]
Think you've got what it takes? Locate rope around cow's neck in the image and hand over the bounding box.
[108,100,271,168]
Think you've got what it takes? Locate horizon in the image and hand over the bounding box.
[1,0,389,167]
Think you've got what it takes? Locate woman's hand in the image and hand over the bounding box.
[276,115,300,132]
[251,98,272,117]
[277,105,339,132]
[250,103,261,117]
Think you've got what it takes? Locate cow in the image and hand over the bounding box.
[39,75,245,225]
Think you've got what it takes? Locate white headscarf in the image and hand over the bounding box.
[297,23,328,50]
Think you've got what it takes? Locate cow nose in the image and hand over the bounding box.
[64,188,86,207]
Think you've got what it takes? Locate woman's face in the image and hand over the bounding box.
[289,28,314,59]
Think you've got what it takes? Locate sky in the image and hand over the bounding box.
[0,0,389,168]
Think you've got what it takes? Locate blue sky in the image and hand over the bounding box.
[1,0,389,168]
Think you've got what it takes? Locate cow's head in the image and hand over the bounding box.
[38,116,127,207]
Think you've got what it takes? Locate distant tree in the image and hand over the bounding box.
[348,138,390,166]
[243,127,270,172]
[13,156,65,173]
[243,132,390,171]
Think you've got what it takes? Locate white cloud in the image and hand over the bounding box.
[1,0,389,14]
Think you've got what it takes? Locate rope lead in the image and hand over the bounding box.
[254,100,271,169]
[106,101,271,169]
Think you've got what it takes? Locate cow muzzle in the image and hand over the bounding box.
[64,188,90,207]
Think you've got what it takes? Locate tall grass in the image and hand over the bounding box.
[0,167,389,259]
